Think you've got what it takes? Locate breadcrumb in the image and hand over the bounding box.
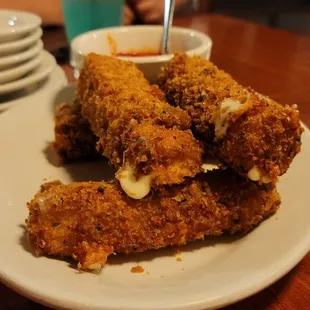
[131,265,144,273]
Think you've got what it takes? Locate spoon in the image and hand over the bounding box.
[161,0,175,54]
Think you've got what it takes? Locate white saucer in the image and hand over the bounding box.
[0,87,309,310]
[0,50,56,97]
[0,52,41,85]
[0,40,43,70]
[0,65,67,113]
[0,10,41,42]
[0,27,42,56]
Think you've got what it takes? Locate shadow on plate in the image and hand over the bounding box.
[51,83,76,114]
[43,142,114,182]
[43,142,60,167]
[19,224,35,257]
[108,235,243,267]
[63,160,114,182]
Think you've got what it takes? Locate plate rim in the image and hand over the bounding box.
[0,51,41,84]
[0,50,56,96]
[0,27,42,54]
[0,40,43,68]
[0,9,41,37]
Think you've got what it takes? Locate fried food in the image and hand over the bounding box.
[77,53,203,199]
[52,86,167,163]
[158,53,303,184]
[53,102,100,163]
[26,170,280,270]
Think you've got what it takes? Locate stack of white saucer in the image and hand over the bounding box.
[0,9,61,101]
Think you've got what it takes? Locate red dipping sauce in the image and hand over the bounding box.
[107,34,161,57]
[116,49,161,57]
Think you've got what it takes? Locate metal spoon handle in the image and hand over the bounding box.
[161,0,175,54]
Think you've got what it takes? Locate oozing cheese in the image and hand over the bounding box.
[116,164,151,199]
[247,166,271,183]
[214,99,242,139]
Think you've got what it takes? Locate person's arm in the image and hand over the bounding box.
[0,0,63,25]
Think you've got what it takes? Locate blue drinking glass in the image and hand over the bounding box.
[62,0,124,42]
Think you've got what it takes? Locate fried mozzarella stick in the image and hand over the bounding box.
[53,102,101,163]
[26,170,280,270]
[53,87,167,163]
[158,53,303,184]
[77,54,203,199]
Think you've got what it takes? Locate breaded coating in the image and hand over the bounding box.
[53,102,100,163]
[26,170,280,270]
[53,87,167,164]
[158,53,303,184]
[77,54,203,196]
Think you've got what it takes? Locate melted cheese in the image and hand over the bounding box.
[116,164,151,199]
[201,160,221,172]
[247,166,271,183]
[214,99,242,139]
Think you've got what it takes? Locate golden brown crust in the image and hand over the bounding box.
[158,53,303,183]
[53,102,101,163]
[26,170,280,270]
[77,54,203,187]
[52,87,167,164]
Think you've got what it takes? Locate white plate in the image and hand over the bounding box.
[0,65,67,113]
[0,89,309,310]
[0,10,41,42]
[0,51,41,84]
[0,50,55,96]
[0,27,42,56]
[0,40,43,70]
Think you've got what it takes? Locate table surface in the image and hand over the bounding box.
[1,14,309,310]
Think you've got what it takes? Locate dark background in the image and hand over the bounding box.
[181,0,310,35]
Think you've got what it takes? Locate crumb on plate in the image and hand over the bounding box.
[131,265,144,273]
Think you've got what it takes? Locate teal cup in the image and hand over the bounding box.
[62,0,124,41]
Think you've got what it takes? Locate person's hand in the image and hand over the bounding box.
[133,0,164,24]
[124,4,135,25]
[132,0,188,24]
